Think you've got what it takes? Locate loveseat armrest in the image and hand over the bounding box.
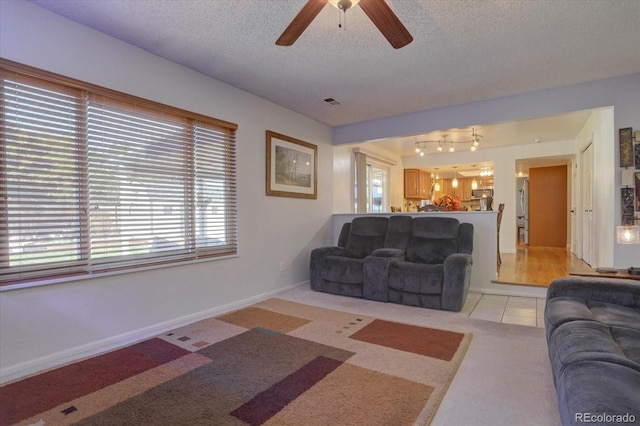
[442,253,473,312]
[363,250,405,302]
[547,276,640,310]
[310,246,347,291]
[311,246,347,259]
[370,248,405,258]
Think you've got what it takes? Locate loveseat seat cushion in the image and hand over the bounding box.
[546,296,640,338]
[344,217,388,259]
[548,320,640,380]
[387,261,443,295]
[320,256,364,284]
[547,297,640,377]
[556,360,640,426]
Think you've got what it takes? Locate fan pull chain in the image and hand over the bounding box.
[337,8,347,31]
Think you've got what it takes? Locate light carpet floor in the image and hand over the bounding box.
[278,285,561,426]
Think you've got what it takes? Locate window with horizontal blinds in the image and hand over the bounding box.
[0,60,237,286]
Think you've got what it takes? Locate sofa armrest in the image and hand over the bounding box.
[547,276,640,310]
[363,251,405,302]
[370,248,405,258]
[442,253,473,312]
[310,246,347,291]
[311,246,347,258]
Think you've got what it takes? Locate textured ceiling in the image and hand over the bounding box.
[23,0,640,173]
[28,0,640,130]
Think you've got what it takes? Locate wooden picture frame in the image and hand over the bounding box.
[622,187,635,225]
[266,130,317,199]
[619,127,633,167]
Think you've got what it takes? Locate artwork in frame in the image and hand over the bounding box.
[635,142,640,170]
[622,187,635,225]
[266,130,317,199]
[619,127,633,167]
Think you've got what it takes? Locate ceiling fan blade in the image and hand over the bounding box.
[359,0,413,49]
[276,0,328,46]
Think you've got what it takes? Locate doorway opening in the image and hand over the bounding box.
[497,157,593,287]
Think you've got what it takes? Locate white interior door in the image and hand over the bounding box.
[581,144,593,266]
[570,158,578,256]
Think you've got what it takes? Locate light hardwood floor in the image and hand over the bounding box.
[496,244,593,287]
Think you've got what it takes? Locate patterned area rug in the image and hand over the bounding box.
[0,298,472,425]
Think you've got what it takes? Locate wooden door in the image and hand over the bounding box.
[529,165,568,247]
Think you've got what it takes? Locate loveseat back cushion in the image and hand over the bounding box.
[345,217,389,259]
[406,217,460,264]
[384,215,413,250]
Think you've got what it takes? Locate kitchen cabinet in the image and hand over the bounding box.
[404,169,431,199]
[460,178,473,200]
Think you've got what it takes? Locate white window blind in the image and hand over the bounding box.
[0,60,237,286]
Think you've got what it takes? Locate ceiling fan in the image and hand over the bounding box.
[276,0,413,49]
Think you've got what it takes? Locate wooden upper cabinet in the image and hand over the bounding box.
[404,169,419,198]
[419,170,431,199]
[404,169,431,199]
[460,178,473,200]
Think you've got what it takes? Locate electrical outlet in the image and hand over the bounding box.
[279,261,285,272]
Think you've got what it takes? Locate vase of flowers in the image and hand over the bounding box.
[434,194,462,211]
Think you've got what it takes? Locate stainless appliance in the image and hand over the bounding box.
[471,188,493,199]
[519,179,529,245]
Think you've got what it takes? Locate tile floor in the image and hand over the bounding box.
[464,292,546,328]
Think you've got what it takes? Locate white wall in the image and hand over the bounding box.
[334,74,640,268]
[0,1,333,382]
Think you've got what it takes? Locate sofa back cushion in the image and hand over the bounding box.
[406,217,460,264]
[345,217,389,258]
[384,215,413,250]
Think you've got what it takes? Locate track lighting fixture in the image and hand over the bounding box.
[414,128,482,156]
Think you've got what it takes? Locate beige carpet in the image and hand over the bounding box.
[1,298,471,426]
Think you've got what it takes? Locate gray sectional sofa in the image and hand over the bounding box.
[545,276,640,425]
[310,215,473,312]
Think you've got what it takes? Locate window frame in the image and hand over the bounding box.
[0,59,238,289]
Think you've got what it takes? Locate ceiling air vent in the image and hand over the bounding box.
[323,97,342,106]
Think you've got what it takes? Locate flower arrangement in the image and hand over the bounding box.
[434,194,462,211]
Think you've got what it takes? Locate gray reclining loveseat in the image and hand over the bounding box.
[545,276,640,425]
[310,215,473,312]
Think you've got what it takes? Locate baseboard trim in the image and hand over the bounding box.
[475,282,548,298]
[0,281,308,384]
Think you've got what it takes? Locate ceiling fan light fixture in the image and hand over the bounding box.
[328,0,360,11]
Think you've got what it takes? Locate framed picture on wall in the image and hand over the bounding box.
[619,127,633,167]
[266,130,317,199]
[635,142,640,170]
[622,187,635,225]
